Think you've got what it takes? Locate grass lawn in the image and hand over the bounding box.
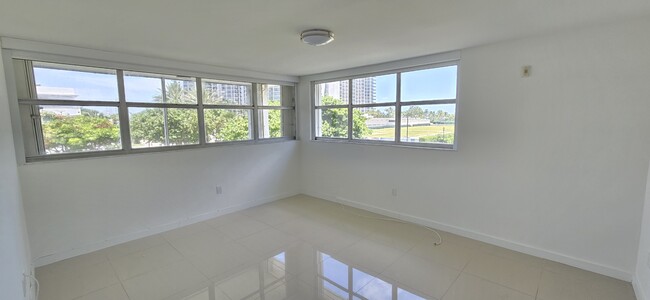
[367,124,455,139]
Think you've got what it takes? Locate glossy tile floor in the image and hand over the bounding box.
[36,195,637,300]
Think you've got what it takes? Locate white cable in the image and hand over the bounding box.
[23,273,40,300]
[338,203,442,246]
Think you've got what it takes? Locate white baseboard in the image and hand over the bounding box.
[303,191,633,282]
[634,274,647,300]
[32,192,298,267]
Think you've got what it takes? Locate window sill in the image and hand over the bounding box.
[310,138,456,151]
[23,138,297,164]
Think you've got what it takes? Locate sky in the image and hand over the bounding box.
[34,63,457,116]
[324,65,457,114]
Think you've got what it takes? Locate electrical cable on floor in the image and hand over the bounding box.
[338,202,443,246]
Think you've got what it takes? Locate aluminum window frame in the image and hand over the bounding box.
[312,60,459,150]
[10,58,296,162]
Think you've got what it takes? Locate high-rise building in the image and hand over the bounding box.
[316,78,376,105]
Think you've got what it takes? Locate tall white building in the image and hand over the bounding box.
[317,78,376,105]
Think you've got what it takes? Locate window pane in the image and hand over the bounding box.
[316,80,348,105]
[400,104,455,144]
[354,106,395,141]
[124,72,197,104]
[259,84,282,106]
[204,109,252,143]
[259,109,290,139]
[202,79,251,105]
[352,74,395,104]
[316,108,348,138]
[129,107,199,148]
[400,66,457,101]
[39,105,121,154]
[33,62,118,101]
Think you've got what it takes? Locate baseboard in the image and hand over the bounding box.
[634,274,647,300]
[32,192,299,267]
[303,191,634,282]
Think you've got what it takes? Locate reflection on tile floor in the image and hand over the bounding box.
[36,195,637,300]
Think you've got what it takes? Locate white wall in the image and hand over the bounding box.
[20,141,300,266]
[298,16,650,280]
[0,42,32,300]
[635,163,650,300]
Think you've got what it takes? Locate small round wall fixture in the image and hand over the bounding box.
[300,29,334,46]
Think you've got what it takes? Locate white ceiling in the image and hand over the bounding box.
[1,0,649,76]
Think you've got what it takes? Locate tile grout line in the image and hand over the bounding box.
[104,252,132,300]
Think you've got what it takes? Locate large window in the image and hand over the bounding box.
[313,63,458,149]
[13,60,295,161]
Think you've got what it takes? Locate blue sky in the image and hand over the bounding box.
[35,64,457,115]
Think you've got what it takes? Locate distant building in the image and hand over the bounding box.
[264,85,281,102]
[36,86,78,100]
[36,86,82,116]
[317,78,376,108]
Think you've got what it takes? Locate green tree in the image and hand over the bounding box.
[265,100,282,138]
[129,81,251,146]
[403,106,425,118]
[319,96,369,138]
[42,109,121,153]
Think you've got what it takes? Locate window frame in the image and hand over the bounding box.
[9,58,296,162]
[312,61,459,150]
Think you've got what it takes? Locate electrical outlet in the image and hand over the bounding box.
[522,65,532,77]
[391,188,398,197]
[216,186,222,195]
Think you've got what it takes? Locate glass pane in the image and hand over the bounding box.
[315,108,348,138]
[315,80,348,105]
[33,62,118,101]
[124,72,197,104]
[259,109,290,139]
[202,79,251,105]
[400,104,455,144]
[259,84,282,106]
[129,107,199,148]
[354,106,395,141]
[204,109,252,143]
[352,74,396,104]
[39,105,121,154]
[400,65,457,101]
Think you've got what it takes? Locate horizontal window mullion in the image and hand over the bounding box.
[257,106,294,110]
[125,102,199,109]
[18,99,119,106]
[314,104,348,109]
[350,102,396,108]
[400,99,456,106]
[398,141,454,148]
[314,136,349,141]
[202,104,254,109]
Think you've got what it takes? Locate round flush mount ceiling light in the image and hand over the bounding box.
[300,29,334,46]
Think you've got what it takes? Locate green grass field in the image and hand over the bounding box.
[367,124,455,139]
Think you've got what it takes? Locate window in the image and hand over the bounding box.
[313,63,458,149]
[13,59,295,161]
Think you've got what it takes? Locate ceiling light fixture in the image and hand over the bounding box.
[300,29,334,46]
